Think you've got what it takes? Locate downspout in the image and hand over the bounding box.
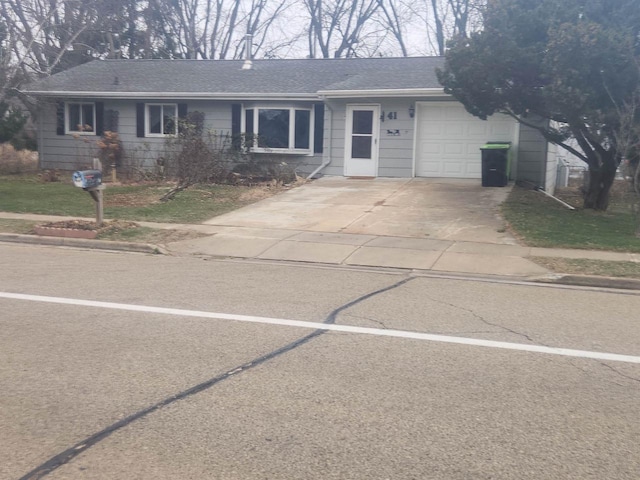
[307,100,333,179]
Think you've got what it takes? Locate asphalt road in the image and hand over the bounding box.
[1,244,639,480]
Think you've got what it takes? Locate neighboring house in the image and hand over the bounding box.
[23,56,556,190]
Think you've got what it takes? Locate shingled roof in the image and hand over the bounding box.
[24,57,446,99]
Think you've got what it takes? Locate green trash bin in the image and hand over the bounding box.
[480,142,512,187]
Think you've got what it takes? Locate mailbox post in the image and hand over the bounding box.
[72,170,105,226]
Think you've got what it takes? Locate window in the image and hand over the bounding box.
[66,102,96,134]
[146,104,178,136]
[244,106,314,153]
[351,110,374,159]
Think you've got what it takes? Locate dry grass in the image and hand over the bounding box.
[0,144,38,174]
[0,217,206,245]
[237,177,307,203]
[554,179,638,213]
[531,257,640,279]
[0,218,39,234]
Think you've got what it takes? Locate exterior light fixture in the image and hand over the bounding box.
[409,105,415,118]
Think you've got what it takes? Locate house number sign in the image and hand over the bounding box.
[380,111,398,122]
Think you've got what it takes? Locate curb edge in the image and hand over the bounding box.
[0,233,167,255]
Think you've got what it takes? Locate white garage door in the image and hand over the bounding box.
[415,103,516,178]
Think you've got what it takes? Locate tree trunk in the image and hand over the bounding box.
[583,163,617,210]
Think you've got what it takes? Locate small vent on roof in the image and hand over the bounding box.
[113,76,120,85]
[242,34,253,70]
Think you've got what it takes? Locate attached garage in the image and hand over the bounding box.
[414,102,518,178]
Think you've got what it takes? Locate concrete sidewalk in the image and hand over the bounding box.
[2,211,638,281]
[164,224,639,277]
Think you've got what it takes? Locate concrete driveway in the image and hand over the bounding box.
[204,177,517,245]
[167,177,549,276]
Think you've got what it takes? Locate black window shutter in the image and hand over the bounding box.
[56,102,65,135]
[178,103,188,120]
[245,109,254,135]
[231,103,242,150]
[136,103,145,137]
[95,102,104,136]
[314,103,325,153]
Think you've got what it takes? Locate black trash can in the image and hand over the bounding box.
[480,142,512,187]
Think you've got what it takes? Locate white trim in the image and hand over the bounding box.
[27,91,320,101]
[511,120,521,180]
[28,89,446,101]
[411,103,420,178]
[144,103,178,137]
[344,104,380,177]
[65,101,96,135]
[246,104,314,155]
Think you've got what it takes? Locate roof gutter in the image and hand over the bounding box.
[317,87,446,98]
[19,90,320,101]
[22,88,447,101]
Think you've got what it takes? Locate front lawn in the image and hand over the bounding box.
[502,185,640,253]
[532,257,640,280]
[0,174,287,224]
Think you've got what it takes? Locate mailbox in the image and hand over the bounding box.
[72,170,102,189]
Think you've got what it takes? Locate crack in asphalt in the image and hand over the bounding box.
[340,313,391,330]
[19,276,415,479]
[565,359,638,388]
[423,294,539,344]
[418,296,640,391]
[575,360,640,387]
[421,294,640,387]
[597,362,640,385]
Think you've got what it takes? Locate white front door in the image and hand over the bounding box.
[344,105,380,177]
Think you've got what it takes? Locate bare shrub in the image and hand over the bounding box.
[0,143,38,174]
[119,143,165,182]
[160,115,235,200]
[96,131,124,172]
[38,170,61,182]
[231,153,298,185]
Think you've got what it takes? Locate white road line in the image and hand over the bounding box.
[2,291,640,365]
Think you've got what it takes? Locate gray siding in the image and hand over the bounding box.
[323,97,430,177]
[39,99,100,171]
[515,121,549,187]
[545,141,558,194]
[38,95,548,182]
[377,97,417,177]
[320,99,345,176]
[38,98,322,174]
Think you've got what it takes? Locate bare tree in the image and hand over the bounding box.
[147,0,289,60]
[447,0,481,39]
[0,0,99,110]
[303,0,382,58]
[604,57,640,234]
[389,0,485,56]
[375,0,410,56]
[1,0,90,74]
